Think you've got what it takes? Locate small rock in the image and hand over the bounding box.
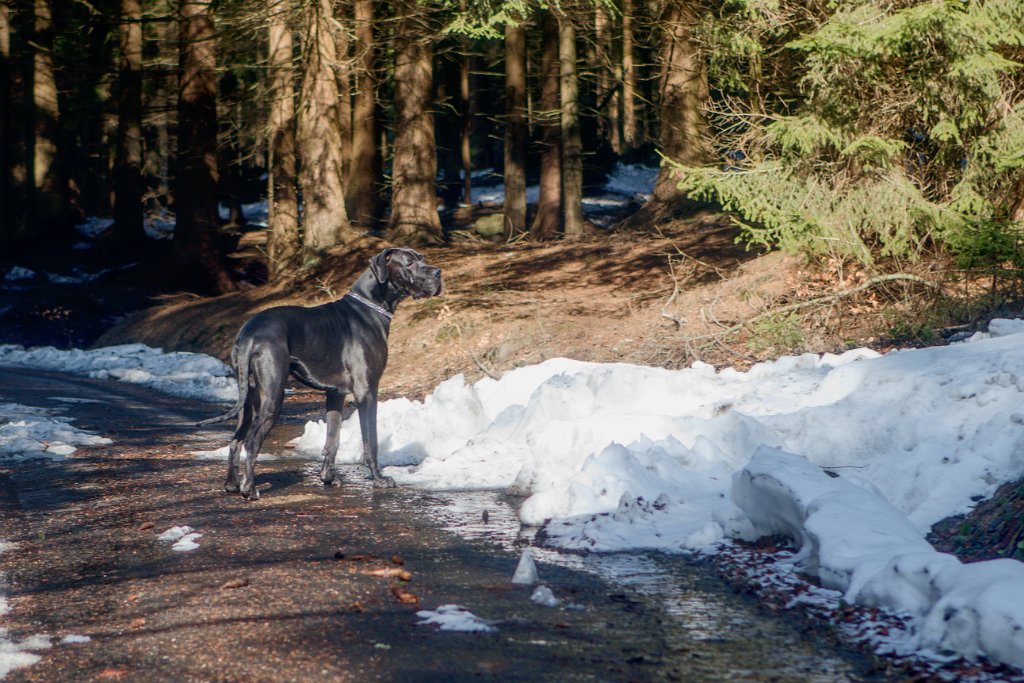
[128,618,146,630]
[473,213,505,237]
[137,521,155,531]
[220,578,249,590]
[390,555,405,565]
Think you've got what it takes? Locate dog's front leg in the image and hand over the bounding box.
[356,389,395,488]
[319,391,345,486]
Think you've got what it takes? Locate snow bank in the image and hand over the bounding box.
[0,344,236,402]
[288,320,1024,667]
[735,447,1024,668]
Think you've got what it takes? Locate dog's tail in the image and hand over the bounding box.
[196,338,252,428]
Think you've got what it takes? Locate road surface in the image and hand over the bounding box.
[0,367,880,682]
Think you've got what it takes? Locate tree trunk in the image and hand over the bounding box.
[559,13,583,241]
[113,0,146,247]
[652,0,710,201]
[530,9,561,241]
[460,35,473,205]
[266,0,299,275]
[0,0,11,248]
[346,0,381,228]
[334,0,351,189]
[143,2,174,217]
[297,0,356,254]
[32,0,66,235]
[503,19,527,240]
[621,0,637,151]
[3,0,31,248]
[174,0,235,294]
[434,53,462,209]
[387,0,442,246]
[595,3,620,153]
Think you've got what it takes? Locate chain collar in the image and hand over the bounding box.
[345,291,393,320]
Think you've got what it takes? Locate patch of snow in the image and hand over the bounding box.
[0,403,111,460]
[530,585,560,608]
[416,605,496,633]
[512,548,539,585]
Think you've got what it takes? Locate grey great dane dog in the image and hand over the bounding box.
[198,247,442,499]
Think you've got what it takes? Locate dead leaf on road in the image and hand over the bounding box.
[391,586,419,605]
[220,578,249,590]
[366,567,412,581]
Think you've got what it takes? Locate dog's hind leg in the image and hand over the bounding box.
[239,344,287,500]
[224,390,256,493]
[319,391,345,486]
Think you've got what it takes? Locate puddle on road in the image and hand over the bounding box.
[386,488,877,682]
[240,460,875,680]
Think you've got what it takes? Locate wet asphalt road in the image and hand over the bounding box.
[0,367,883,682]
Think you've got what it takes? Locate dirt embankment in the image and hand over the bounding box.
[95,215,912,401]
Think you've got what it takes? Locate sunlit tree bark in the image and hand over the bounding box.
[33,0,66,235]
[559,12,583,241]
[621,0,637,150]
[387,0,442,245]
[346,0,381,228]
[174,0,236,293]
[113,0,146,246]
[530,9,561,241]
[503,18,527,240]
[266,0,299,274]
[652,0,710,202]
[297,0,357,254]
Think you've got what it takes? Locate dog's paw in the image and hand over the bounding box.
[224,480,240,493]
[240,484,261,501]
[372,476,397,489]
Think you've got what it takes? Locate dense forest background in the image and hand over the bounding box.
[1,0,1023,305]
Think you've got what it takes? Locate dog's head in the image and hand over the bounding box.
[370,247,443,300]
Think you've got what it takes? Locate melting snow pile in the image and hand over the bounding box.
[289,319,1024,667]
[0,403,111,460]
[0,344,236,402]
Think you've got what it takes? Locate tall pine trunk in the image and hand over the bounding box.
[0,0,11,248]
[459,36,473,205]
[32,0,66,235]
[113,0,146,246]
[503,19,527,240]
[144,2,174,216]
[346,0,381,228]
[297,0,356,254]
[334,0,351,190]
[530,9,561,241]
[559,13,583,241]
[652,0,709,201]
[595,4,620,153]
[387,0,442,245]
[621,0,637,150]
[174,0,235,294]
[3,0,31,248]
[266,0,299,274]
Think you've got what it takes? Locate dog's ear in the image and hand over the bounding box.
[370,249,394,284]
